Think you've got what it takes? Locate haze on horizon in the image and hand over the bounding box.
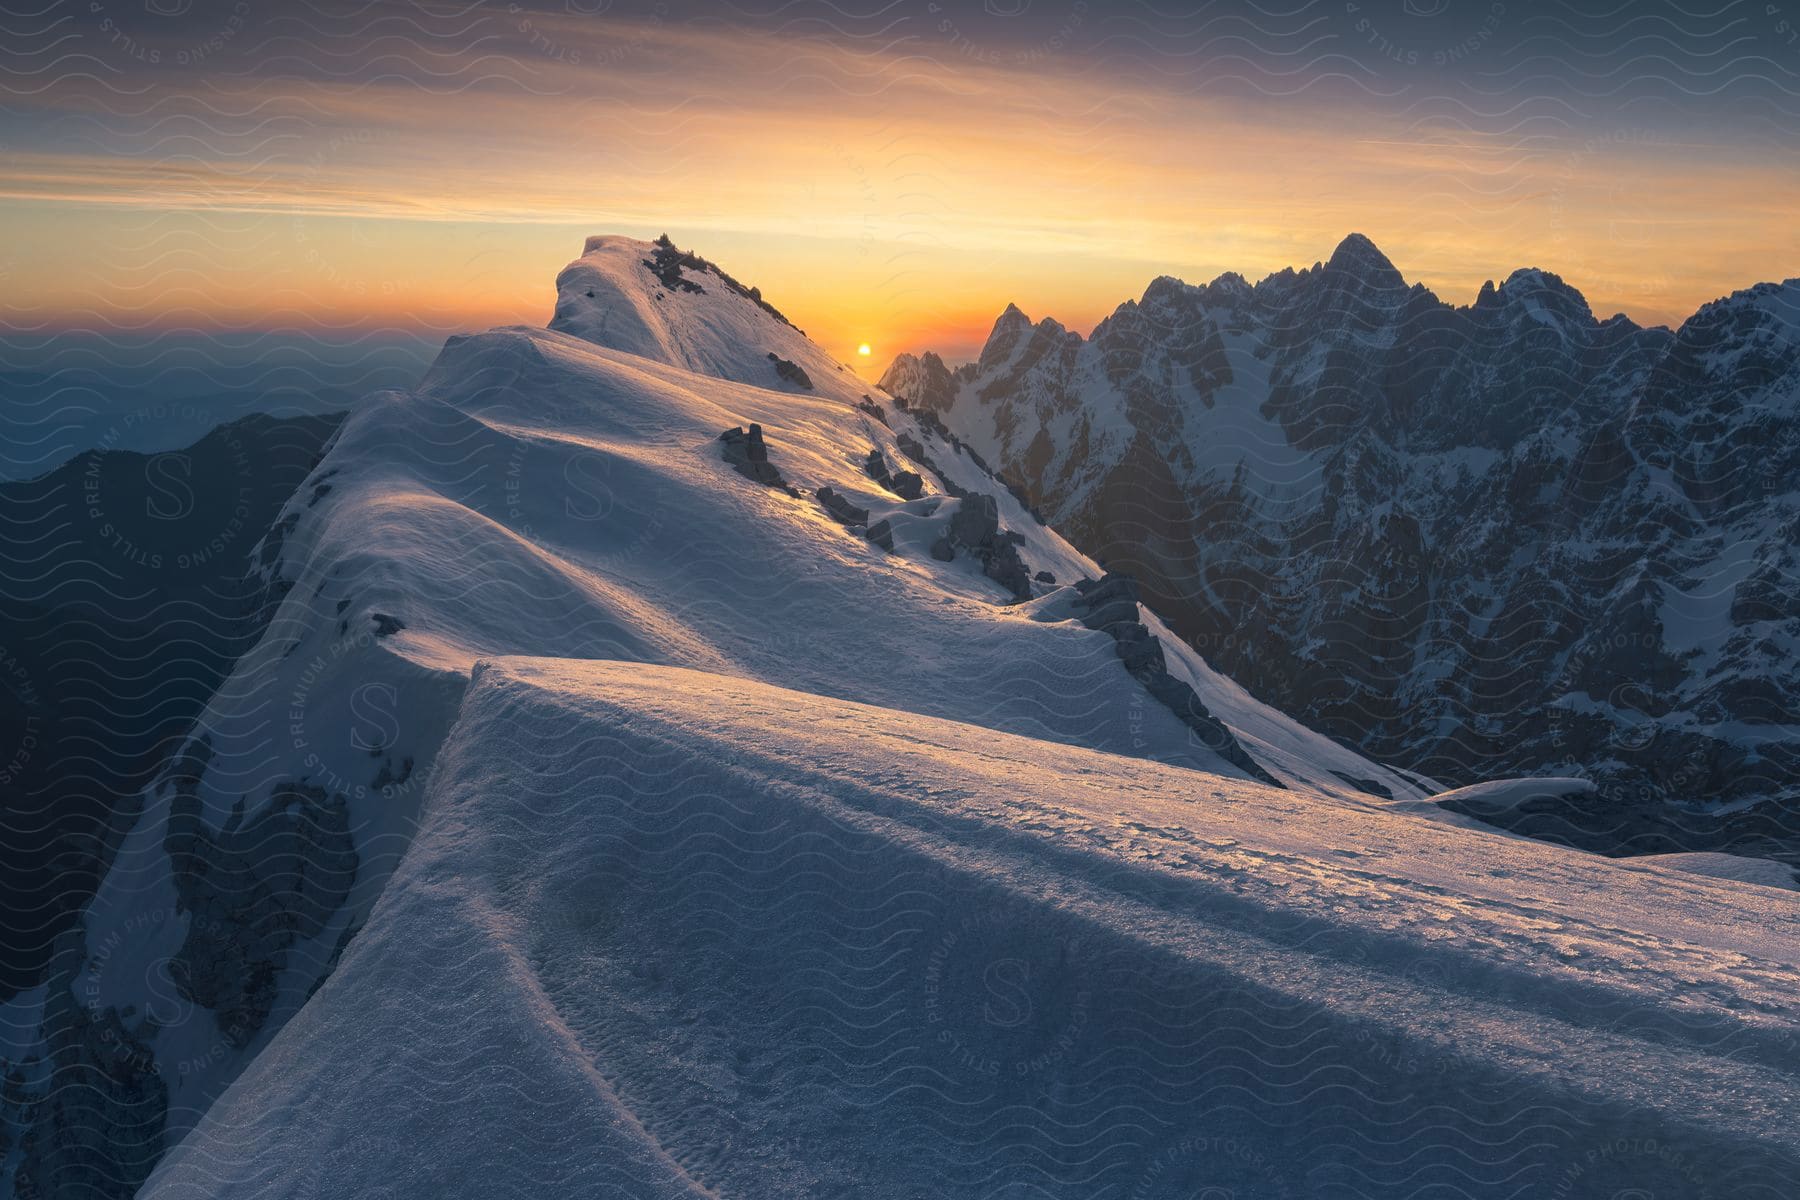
[4,0,1798,371]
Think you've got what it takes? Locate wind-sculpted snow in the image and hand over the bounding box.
[883,234,1800,863]
[145,661,1800,1199]
[2,237,1430,1195]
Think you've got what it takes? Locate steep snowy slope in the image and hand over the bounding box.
[145,660,1800,1199]
[0,412,342,1002]
[2,238,1428,1197]
[882,237,1800,858]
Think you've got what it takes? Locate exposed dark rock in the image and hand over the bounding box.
[866,519,895,552]
[1071,574,1283,787]
[981,545,1033,602]
[1035,570,1056,584]
[1142,672,1278,782]
[371,755,414,793]
[767,353,814,390]
[11,935,166,1200]
[161,738,359,1050]
[719,424,797,493]
[930,537,956,562]
[1113,622,1166,675]
[859,447,925,502]
[949,494,1000,549]
[305,468,339,508]
[1070,573,1141,630]
[371,612,405,637]
[889,471,924,501]
[640,234,800,330]
[256,511,301,577]
[933,493,1033,602]
[893,430,969,500]
[815,486,870,528]
[857,396,890,427]
[1331,771,1395,800]
[641,235,706,294]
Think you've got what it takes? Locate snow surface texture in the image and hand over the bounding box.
[147,661,1800,1198]
[1,237,1431,1196]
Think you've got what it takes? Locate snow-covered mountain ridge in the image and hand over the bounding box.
[882,234,1800,860]
[1,236,1435,1197]
[7,235,1797,1198]
[144,659,1800,1198]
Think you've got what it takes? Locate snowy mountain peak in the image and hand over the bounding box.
[1494,266,1597,326]
[989,301,1035,342]
[1200,270,1254,304]
[876,350,959,412]
[1682,277,1800,349]
[549,234,841,392]
[1139,274,1191,304]
[977,302,1039,371]
[1324,231,1405,288]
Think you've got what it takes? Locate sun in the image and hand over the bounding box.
[856,342,872,358]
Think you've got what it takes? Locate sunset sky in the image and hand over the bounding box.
[5,0,1798,371]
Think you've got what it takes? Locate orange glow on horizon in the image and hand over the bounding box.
[3,18,1794,364]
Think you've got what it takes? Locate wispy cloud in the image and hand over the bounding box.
[4,0,1796,357]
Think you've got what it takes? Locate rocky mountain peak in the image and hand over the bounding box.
[877,350,959,411]
[1201,270,1254,305]
[548,234,836,394]
[1494,267,1597,327]
[1139,274,1194,306]
[1324,232,1406,290]
[978,302,1040,372]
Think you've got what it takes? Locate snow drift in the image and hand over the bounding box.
[145,660,1800,1198]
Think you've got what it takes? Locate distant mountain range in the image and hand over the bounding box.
[881,234,1800,858]
[0,413,342,1002]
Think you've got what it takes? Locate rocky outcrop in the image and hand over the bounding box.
[641,233,798,330]
[162,738,359,1050]
[766,353,813,390]
[863,449,923,500]
[1071,575,1282,787]
[11,934,165,1200]
[941,494,1033,602]
[719,424,798,494]
[814,486,870,529]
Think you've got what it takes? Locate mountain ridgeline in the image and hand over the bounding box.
[4,237,1432,1198]
[881,235,1800,859]
[7,236,1800,1199]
